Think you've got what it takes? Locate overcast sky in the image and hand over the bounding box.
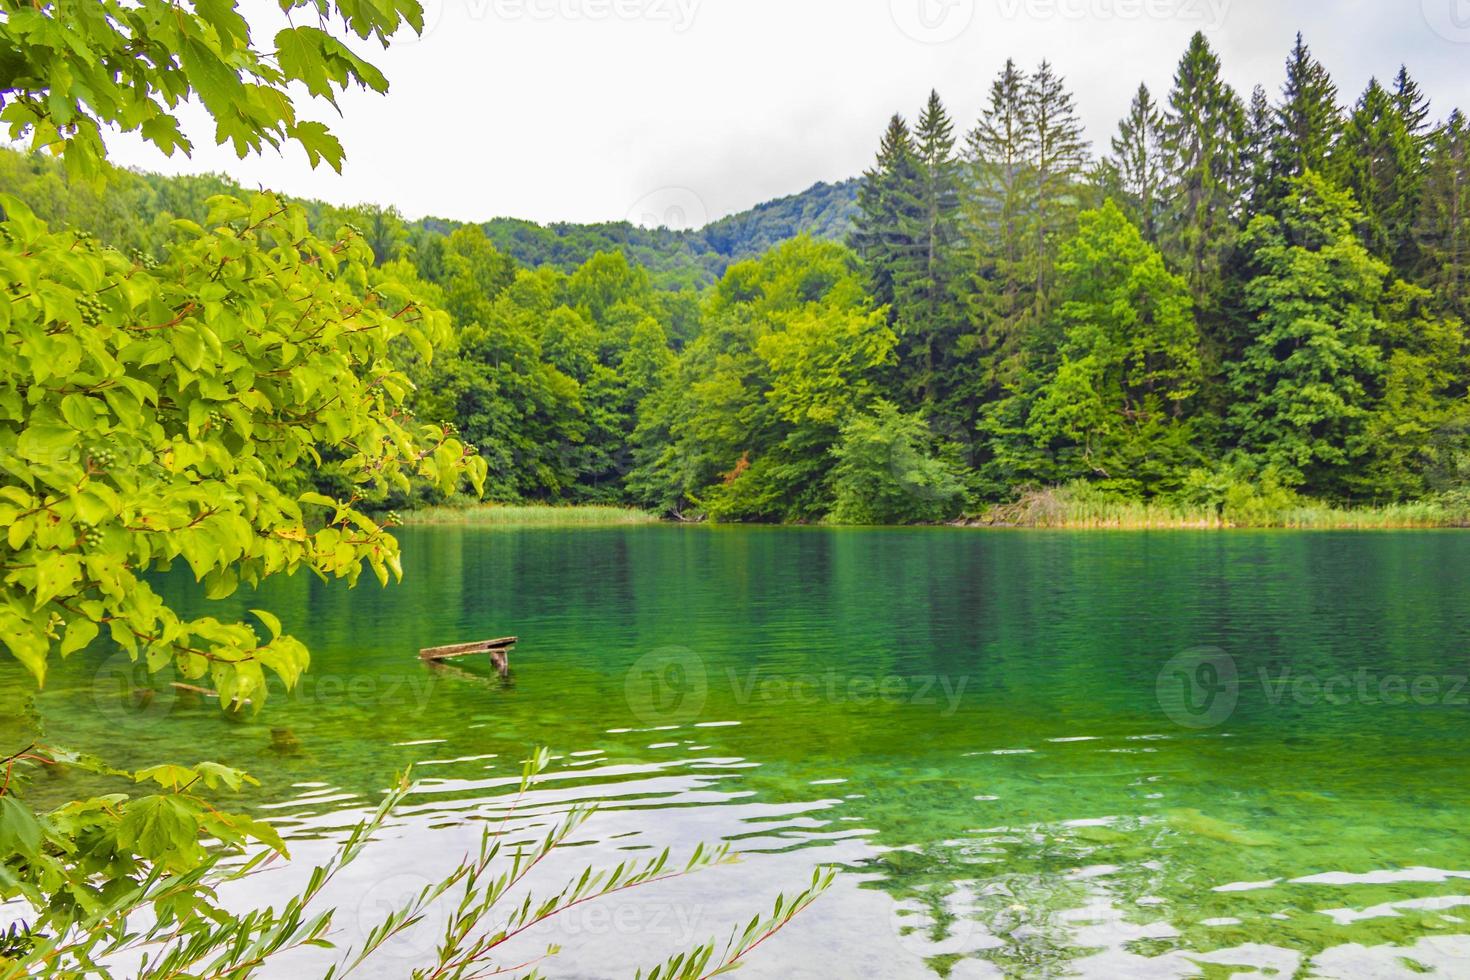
[105,0,1470,228]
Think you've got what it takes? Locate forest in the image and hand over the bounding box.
[7,30,1469,526]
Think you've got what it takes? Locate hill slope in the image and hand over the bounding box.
[460,178,861,286]
[0,148,858,289]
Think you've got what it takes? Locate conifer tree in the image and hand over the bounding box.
[1332,78,1424,270]
[852,115,925,314]
[1271,33,1342,182]
[1160,32,1246,306]
[1416,110,1470,321]
[1240,84,1276,216]
[1025,60,1090,310]
[898,90,965,409]
[961,59,1035,397]
[1393,65,1432,137]
[1099,83,1166,242]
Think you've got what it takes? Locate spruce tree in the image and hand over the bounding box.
[1393,65,1432,137]
[1416,110,1470,321]
[961,59,1034,398]
[1160,32,1246,306]
[852,115,925,315]
[1100,83,1166,242]
[1025,60,1090,310]
[1271,33,1342,183]
[1240,84,1276,217]
[899,90,965,410]
[1332,78,1424,271]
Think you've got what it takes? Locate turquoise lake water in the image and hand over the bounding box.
[11,527,1470,977]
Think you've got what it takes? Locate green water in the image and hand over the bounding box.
[10,528,1470,978]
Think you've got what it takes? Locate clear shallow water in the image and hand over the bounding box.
[10,527,1470,977]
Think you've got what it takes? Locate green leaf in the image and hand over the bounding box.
[289,121,345,173]
[250,608,282,641]
[0,796,44,858]
[117,795,204,869]
[60,617,99,657]
[34,552,82,610]
[17,423,79,465]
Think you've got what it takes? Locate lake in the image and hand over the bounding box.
[16,527,1470,977]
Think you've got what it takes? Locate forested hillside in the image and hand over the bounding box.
[0,148,857,288]
[7,31,1468,524]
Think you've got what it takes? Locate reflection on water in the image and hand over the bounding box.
[9,527,1470,977]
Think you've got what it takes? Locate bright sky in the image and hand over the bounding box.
[104,0,1470,228]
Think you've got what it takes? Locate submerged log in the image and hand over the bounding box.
[419,637,518,678]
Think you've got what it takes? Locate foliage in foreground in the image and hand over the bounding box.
[1,2,827,977]
[0,748,831,978]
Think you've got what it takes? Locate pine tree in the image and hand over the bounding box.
[960,59,1034,398]
[1393,65,1432,137]
[1240,84,1275,217]
[1160,31,1246,306]
[851,114,925,315]
[1271,33,1342,183]
[898,90,964,409]
[1099,83,1166,242]
[1416,110,1470,321]
[1025,60,1090,310]
[1332,78,1424,271]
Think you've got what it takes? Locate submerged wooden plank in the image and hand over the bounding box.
[419,637,518,661]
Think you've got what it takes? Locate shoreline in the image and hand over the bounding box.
[394,502,1470,531]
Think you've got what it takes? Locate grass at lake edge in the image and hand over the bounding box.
[398,503,662,527]
[965,491,1470,530]
[394,496,1470,531]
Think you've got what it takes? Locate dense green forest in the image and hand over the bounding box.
[0,148,858,287]
[8,31,1470,524]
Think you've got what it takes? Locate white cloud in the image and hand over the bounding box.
[102,0,1470,226]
